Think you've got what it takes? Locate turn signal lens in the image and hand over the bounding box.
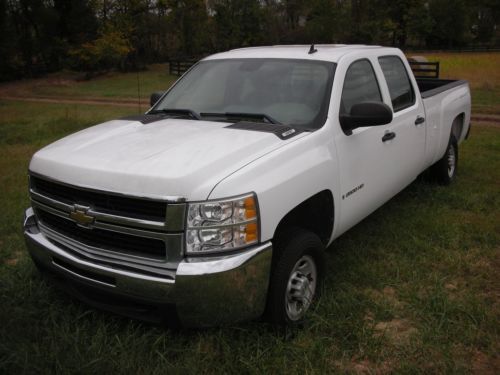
[245,222,258,243]
[244,196,257,219]
[186,193,259,254]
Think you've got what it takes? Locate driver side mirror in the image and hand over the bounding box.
[340,101,393,135]
[150,91,165,107]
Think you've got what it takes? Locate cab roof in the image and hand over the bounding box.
[204,44,399,63]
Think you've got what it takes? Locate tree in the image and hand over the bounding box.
[69,28,133,73]
[211,0,264,51]
[170,0,212,56]
[427,0,470,47]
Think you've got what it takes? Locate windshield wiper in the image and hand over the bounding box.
[200,112,281,125]
[149,108,201,120]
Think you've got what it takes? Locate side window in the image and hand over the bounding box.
[340,59,382,116]
[340,59,383,134]
[378,56,415,111]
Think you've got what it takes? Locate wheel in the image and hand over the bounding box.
[431,135,458,185]
[266,228,325,325]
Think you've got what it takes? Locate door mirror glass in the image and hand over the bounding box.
[339,101,393,135]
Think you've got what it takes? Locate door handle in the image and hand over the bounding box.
[415,116,425,125]
[382,132,396,142]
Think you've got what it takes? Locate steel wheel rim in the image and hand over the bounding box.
[447,144,456,178]
[285,255,317,321]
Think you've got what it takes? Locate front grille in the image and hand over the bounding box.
[37,209,166,260]
[31,176,167,222]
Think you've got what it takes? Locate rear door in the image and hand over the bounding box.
[377,55,426,185]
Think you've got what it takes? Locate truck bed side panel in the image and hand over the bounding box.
[423,82,471,167]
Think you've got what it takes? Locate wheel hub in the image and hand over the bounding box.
[285,255,317,321]
[447,144,456,178]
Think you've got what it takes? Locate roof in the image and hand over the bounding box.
[204,44,393,63]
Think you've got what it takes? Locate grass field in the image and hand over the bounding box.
[0,97,499,373]
[0,64,177,103]
[423,52,500,115]
[1,52,500,373]
[1,52,499,116]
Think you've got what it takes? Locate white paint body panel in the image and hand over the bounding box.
[29,45,471,246]
[30,118,307,200]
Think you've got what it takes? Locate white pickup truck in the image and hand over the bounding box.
[24,45,471,327]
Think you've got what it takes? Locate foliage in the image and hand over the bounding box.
[69,29,133,73]
[1,0,499,80]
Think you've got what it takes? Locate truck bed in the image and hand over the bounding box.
[416,79,468,99]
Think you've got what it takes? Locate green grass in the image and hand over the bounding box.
[0,99,499,373]
[3,64,177,102]
[423,52,500,115]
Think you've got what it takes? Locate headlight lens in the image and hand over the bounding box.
[186,194,259,253]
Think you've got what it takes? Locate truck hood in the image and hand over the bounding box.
[29,118,306,200]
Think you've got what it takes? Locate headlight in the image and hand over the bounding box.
[186,193,259,254]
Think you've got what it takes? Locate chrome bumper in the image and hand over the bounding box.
[23,208,273,327]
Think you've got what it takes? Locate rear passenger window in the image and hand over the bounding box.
[378,56,415,111]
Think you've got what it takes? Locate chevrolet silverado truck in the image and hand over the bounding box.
[23,45,471,327]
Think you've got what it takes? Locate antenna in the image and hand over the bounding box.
[308,44,318,54]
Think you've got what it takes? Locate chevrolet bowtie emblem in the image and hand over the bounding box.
[69,205,94,227]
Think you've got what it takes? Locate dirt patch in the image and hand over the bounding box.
[334,357,393,374]
[471,350,500,374]
[365,286,405,309]
[444,282,459,291]
[0,96,138,108]
[471,113,500,126]
[364,287,418,346]
[4,251,22,266]
[5,258,18,266]
[373,318,418,346]
[443,278,467,300]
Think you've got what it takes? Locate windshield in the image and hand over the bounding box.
[153,58,335,129]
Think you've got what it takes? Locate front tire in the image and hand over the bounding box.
[266,229,325,325]
[431,135,458,185]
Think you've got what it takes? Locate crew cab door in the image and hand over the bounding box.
[376,55,426,184]
[333,54,425,235]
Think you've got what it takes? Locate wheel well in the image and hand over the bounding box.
[451,113,465,141]
[273,190,334,247]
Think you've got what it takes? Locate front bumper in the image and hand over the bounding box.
[24,208,273,327]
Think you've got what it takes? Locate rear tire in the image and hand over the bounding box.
[431,135,458,185]
[266,228,325,325]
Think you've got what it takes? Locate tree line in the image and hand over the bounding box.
[0,0,498,80]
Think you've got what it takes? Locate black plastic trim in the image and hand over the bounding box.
[418,79,468,99]
[119,114,168,124]
[225,121,304,140]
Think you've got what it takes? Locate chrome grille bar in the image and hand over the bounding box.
[29,174,186,268]
[30,189,170,231]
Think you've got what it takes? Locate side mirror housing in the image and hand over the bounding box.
[340,101,393,135]
[150,91,165,107]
